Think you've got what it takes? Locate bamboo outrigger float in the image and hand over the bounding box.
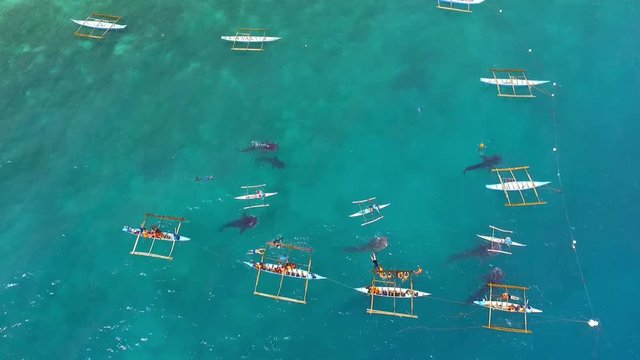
[123,214,189,261]
[221,28,280,52]
[481,69,549,98]
[474,283,542,334]
[486,166,550,207]
[436,0,485,13]
[72,13,125,40]
[246,238,321,305]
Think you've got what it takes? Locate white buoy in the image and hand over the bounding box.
[528,49,532,53]
[553,147,557,152]
[588,319,599,328]
[499,9,502,13]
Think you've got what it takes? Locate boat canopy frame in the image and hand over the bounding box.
[365,267,421,319]
[436,0,477,13]
[489,166,547,207]
[73,13,123,40]
[251,240,315,304]
[228,28,271,52]
[482,283,534,334]
[129,213,187,261]
[486,68,541,98]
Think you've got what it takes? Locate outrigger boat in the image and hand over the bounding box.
[474,299,542,314]
[349,197,390,226]
[221,35,281,42]
[477,225,525,255]
[234,184,278,209]
[477,283,540,334]
[71,19,127,30]
[480,78,549,87]
[437,0,484,13]
[124,214,189,261]
[485,180,550,191]
[248,240,320,304]
[481,69,550,98]
[243,261,326,280]
[488,166,549,207]
[122,225,190,242]
[222,28,280,52]
[355,286,430,298]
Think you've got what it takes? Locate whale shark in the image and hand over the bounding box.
[344,236,389,253]
[463,155,501,174]
[219,214,258,233]
[467,267,505,303]
[256,156,285,169]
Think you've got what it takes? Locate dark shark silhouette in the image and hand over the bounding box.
[467,267,505,303]
[463,155,501,174]
[256,156,285,169]
[447,243,500,262]
[344,236,389,253]
[238,141,279,152]
[219,214,258,233]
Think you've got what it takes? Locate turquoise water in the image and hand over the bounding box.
[1,0,639,358]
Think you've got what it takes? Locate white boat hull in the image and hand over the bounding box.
[477,235,526,247]
[122,226,190,241]
[439,0,485,4]
[355,286,430,298]
[486,181,550,191]
[71,19,127,30]
[474,300,542,313]
[349,203,390,217]
[234,192,278,200]
[480,78,549,87]
[243,261,326,280]
[221,36,281,43]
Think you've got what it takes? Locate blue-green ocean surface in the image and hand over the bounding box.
[1,0,638,358]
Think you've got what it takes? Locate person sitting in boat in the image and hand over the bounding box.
[255,189,264,198]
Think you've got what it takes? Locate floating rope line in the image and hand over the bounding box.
[542,88,596,321]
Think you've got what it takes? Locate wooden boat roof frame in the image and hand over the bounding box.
[73,13,123,40]
[129,213,188,261]
[482,282,533,334]
[489,166,547,207]
[228,28,270,52]
[251,240,315,304]
[365,266,422,319]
